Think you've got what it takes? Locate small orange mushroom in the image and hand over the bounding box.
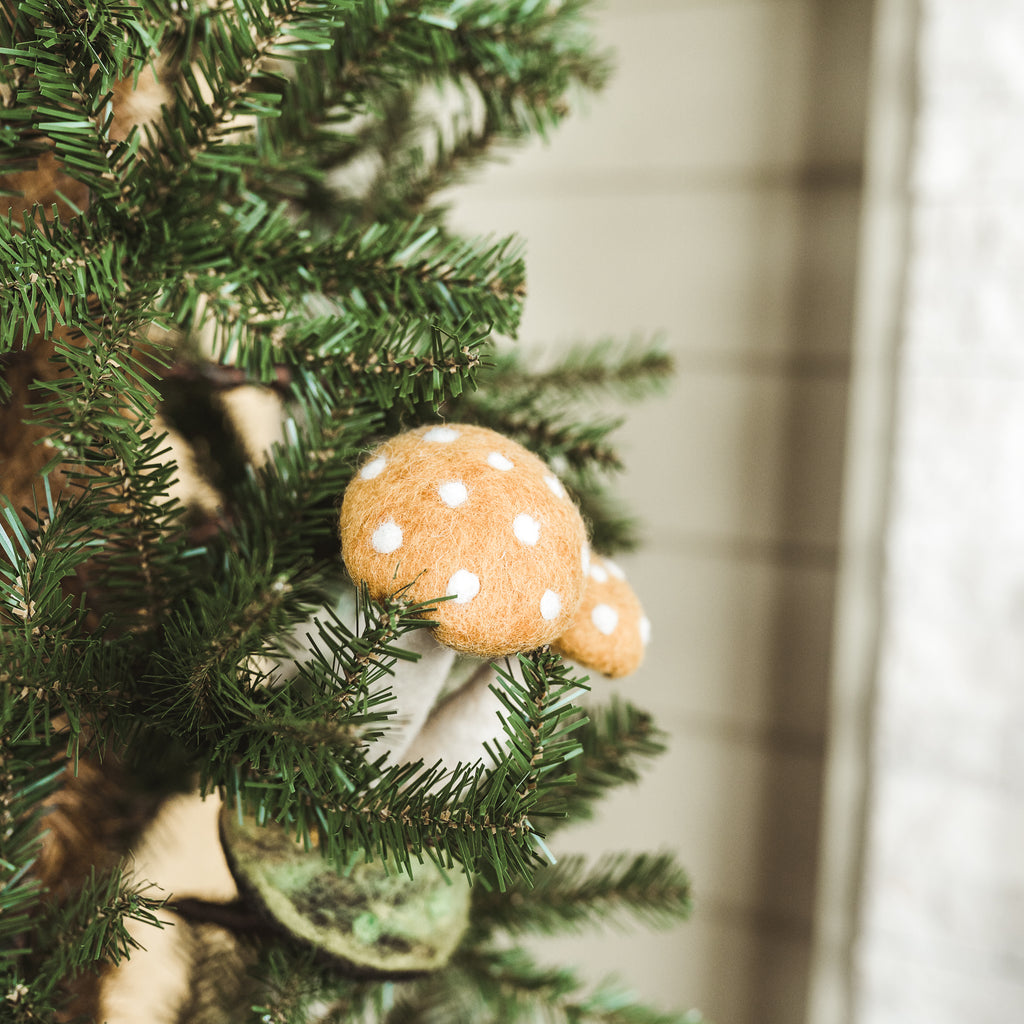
[339,424,589,658]
[552,554,649,678]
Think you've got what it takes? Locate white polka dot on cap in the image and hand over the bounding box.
[360,456,387,480]
[487,451,514,471]
[540,589,561,620]
[447,569,480,604]
[423,427,460,443]
[438,480,468,508]
[513,513,541,546]
[591,603,619,636]
[544,473,566,499]
[372,519,403,554]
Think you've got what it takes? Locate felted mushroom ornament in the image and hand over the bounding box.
[553,554,651,678]
[339,424,590,658]
[339,424,651,781]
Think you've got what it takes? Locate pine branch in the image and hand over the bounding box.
[289,584,444,695]
[0,1,158,84]
[27,328,162,447]
[482,340,673,405]
[315,219,524,334]
[484,652,589,817]
[314,1,603,108]
[446,338,674,552]
[450,404,624,475]
[178,370,381,551]
[572,980,709,1024]
[137,0,354,202]
[0,734,166,1021]
[167,199,525,361]
[538,700,668,829]
[34,868,168,975]
[1,490,103,639]
[109,382,374,705]
[0,217,145,350]
[474,852,692,937]
[444,339,673,542]
[0,0,163,206]
[372,117,507,220]
[0,747,65,961]
[405,946,702,1024]
[0,864,168,1022]
[200,649,589,894]
[325,1,612,136]
[0,491,145,736]
[151,565,308,734]
[238,0,611,219]
[186,589,445,791]
[282,319,489,428]
[246,944,397,1024]
[6,329,200,635]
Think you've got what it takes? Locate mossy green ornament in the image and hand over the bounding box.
[219,807,471,976]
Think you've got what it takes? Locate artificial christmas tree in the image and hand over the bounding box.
[1,2,700,1021]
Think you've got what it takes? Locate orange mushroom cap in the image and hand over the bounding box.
[551,554,650,678]
[339,424,589,658]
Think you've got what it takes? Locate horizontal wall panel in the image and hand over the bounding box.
[472,2,816,181]
[448,188,861,363]
[614,547,834,739]
[529,887,814,1024]
[549,723,824,928]
[617,373,848,549]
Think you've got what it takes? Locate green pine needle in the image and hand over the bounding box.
[539,700,668,829]
[400,945,703,1024]
[482,340,673,405]
[474,851,692,937]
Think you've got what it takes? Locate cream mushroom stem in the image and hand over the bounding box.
[271,588,456,765]
[400,656,589,788]
[400,659,511,778]
[360,629,457,764]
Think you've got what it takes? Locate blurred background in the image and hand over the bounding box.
[446,1,1024,1023]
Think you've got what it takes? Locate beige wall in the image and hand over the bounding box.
[448,2,872,1022]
